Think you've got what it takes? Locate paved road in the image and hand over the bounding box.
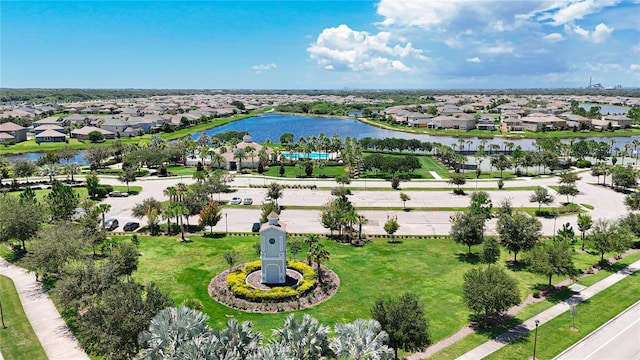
[554,301,640,360]
[98,170,629,236]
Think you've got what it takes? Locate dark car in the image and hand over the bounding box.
[104,218,119,231]
[251,222,261,232]
[123,221,140,232]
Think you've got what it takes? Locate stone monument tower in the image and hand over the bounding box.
[260,212,287,284]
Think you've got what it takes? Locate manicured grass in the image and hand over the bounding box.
[486,272,640,360]
[0,275,48,360]
[262,164,346,178]
[5,186,89,202]
[119,234,618,344]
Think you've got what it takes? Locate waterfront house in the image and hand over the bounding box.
[521,114,566,132]
[500,116,523,132]
[602,115,633,128]
[0,121,27,142]
[427,115,476,130]
[71,126,115,140]
[35,129,66,142]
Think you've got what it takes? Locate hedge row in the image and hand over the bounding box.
[248,184,318,190]
[226,260,316,302]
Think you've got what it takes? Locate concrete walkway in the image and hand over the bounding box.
[0,258,89,360]
[455,259,640,360]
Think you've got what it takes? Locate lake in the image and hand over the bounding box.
[195,113,637,151]
[580,103,629,115]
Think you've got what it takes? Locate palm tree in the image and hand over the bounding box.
[267,182,284,207]
[577,214,593,251]
[273,314,329,360]
[309,242,330,284]
[96,203,111,228]
[163,186,177,203]
[212,318,262,359]
[330,319,394,360]
[210,153,226,170]
[39,163,60,184]
[138,306,211,360]
[172,203,188,241]
[163,206,176,235]
[304,234,319,266]
[233,147,247,170]
[63,162,81,182]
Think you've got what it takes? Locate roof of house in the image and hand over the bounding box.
[35,129,66,138]
[34,124,65,131]
[71,126,114,135]
[0,121,26,131]
[0,132,15,139]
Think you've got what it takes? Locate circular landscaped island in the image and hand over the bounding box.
[208,260,339,313]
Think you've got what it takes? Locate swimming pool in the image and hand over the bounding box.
[282,152,336,160]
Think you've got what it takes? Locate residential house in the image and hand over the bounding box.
[0,132,15,143]
[501,116,523,132]
[0,121,27,142]
[602,115,633,128]
[34,124,65,135]
[427,115,476,130]
[407,113,434,127]
[35,129,66,143]
[476,116,496,131]
[521,114,566,132]
[71,126,115,140]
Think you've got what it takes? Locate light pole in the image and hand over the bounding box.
[0,289,5,328]
[533,319,540,360]
[225,213,228,233]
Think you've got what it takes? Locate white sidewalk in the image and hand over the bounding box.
[0,258,89,360]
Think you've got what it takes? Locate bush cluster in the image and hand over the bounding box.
[226,260,316,302]
[575,159,592,168]
[249,184,317,190]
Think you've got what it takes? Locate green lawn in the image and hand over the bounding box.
[262,164,346,178]
[0,275,48,360]
[4,185,141,201]
[119,234,620,344]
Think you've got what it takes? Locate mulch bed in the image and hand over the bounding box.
[208,263,340,313]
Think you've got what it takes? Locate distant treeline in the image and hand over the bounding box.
[2,88,640,105]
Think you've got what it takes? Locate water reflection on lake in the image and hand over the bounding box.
[196,113,636,151]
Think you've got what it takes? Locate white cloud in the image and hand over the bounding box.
[466,57,481,63]
[307,24,428,73]
[250,63,277,73]
[630,64,640,71]
[565,23,613,43]
[539,0,621,26]
[585,62,623,72]
[479,44,515,55]
[376,0,459,29]
[632,43,640,53]
[543,33,564,43]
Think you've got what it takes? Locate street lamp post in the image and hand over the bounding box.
[225,213,228,233]
[0,290,5,328]
[533,319,540,360]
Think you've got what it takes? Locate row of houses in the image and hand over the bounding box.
[501,113,633,132]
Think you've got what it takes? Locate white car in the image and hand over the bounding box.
[243,197,253,205]
[263,197,273,204]
[230,197,242,205]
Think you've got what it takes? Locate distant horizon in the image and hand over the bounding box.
[2,1,639,89]
[3,87,640,92]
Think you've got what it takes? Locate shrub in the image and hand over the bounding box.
[226,260,316,302]
[533,289,541,298]
[575,159,592,168]
[497,179,504,190]
[391,176,400,189]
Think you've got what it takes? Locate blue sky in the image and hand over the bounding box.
[2,0,639,89]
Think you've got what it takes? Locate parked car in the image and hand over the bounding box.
[104,218,119,231]
[123,222,140,231]
[243,197,253,205]
[230,197,242,205]
[109,190,129,197]
[251,222,261,232]
[263,197,273,204]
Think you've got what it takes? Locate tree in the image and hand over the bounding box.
[132,198,163,235]
[110,241,139,277]
[223,250,239,270]
[0,193,43,251]
[25,223,87,274]
[118,166,137,193]
[462,267,520,324]
[529,186,554,211]
[83,146,113,169]
[199,201,223,235]
[172,203,188,242]
[556,184,579,204]
[304,234,319,266]
[88,130,105,143]
[577,214,593,251]
[449,211,485,255]
[468,191,493,219]
[274,314,329,360]
[45,181,79,221]
[308,242,330,284]
[289,239,302,261]
[330,319,394,360]
[85,171,100,199]
[77,281,172,359]
[96,203,111,228]
[496,212,542,262]
[525,241,575,286]
[12,158,36,182]
[371,292,431,359]
[590,219,634,262]
[480,237,501,266]
[267,182,284,207]
[39,163,60,184]
[448,172,466,193]
[63,162,81,182]
[384,216,400,243]
[54,260,118,311]
[399,192,410,210]
[611,165,638,191]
